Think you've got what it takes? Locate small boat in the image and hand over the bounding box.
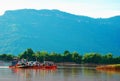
[9,59,57,69]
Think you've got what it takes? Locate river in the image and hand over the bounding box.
[0,66,120,81]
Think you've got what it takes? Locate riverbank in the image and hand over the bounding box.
[56,62,98,67]
[96,64,120,70]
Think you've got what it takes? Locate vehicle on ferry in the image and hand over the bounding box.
[9,58,57,69]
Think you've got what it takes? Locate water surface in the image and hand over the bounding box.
[0,66,120,81]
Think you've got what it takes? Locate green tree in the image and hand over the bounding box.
[72,52,82,64]
[82,53,102,64]
[101,53,113,64]
[33,51,41,61]
[0,54,15,61]
[38,51,48,62]
[49,52,62,62]
[19,48,34,61]
[113,56,120,64]
[63,50,73,62]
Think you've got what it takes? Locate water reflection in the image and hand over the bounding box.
[96,69,120,74]
[0,66,120,81]
[11,68,57,81]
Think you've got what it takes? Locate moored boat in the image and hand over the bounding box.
[9,59,57,69]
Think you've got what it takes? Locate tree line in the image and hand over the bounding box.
[0,48,120,64]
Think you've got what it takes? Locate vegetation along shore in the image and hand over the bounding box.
[96,64,120,71]
[0,48,120,66]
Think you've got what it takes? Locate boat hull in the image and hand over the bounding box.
[9,65,57,69]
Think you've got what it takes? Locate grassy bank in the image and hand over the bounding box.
[96,64,120,70]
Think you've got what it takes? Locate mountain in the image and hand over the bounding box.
[0,9,120,55]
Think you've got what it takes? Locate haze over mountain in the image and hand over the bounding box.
[0,9,120,55]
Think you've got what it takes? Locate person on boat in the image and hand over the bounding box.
[27,61,33,66]
[36,61,40,66]
[33,61,37,66]
[11,58,19,66]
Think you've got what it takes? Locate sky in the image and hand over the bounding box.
[0,0,120,18]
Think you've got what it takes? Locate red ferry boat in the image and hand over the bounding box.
[9,59,57,69]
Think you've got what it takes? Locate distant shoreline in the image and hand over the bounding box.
[56,62,98,67]
[96,64,120,71]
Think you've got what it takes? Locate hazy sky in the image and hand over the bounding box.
[0,0,120,18]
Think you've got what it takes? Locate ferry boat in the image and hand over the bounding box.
[9,59,57,69]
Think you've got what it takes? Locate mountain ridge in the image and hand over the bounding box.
[0,9,120,55]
